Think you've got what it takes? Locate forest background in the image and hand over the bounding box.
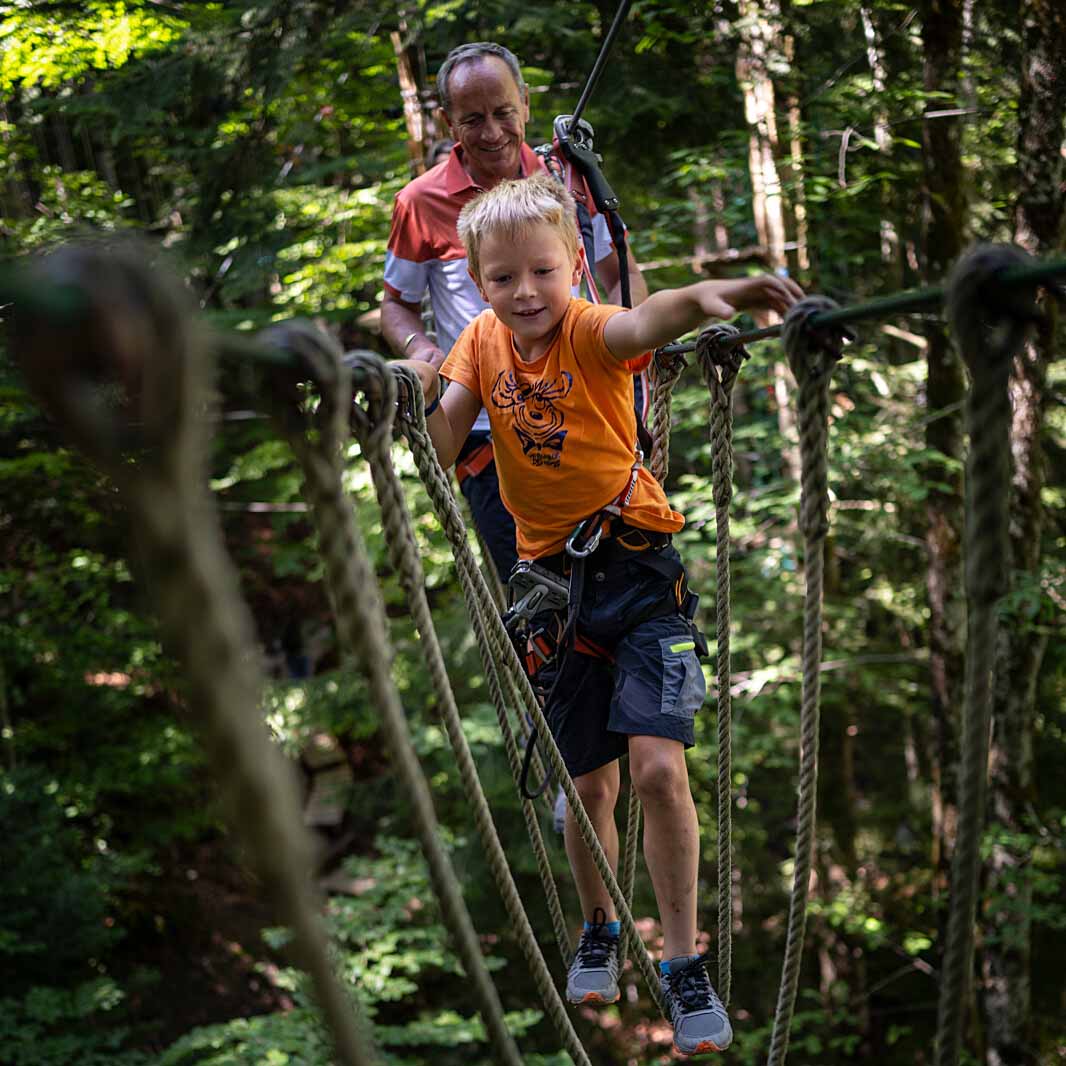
[1,1,1064,1064]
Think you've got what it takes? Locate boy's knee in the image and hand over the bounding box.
[572,768,619,817]
[630,744,690,808]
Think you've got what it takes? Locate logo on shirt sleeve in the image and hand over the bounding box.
[491,370,572,467]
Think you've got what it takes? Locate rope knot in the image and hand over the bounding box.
[10,239,198,473]
[344,350,398,454]
[946,243,1040,386]
[781,295,851,385]
[696,322,748,376]
[259,321,349,449]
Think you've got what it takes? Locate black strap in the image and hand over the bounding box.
[517,555,587,801]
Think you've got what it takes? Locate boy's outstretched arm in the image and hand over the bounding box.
[394,359,480,470]
[603,274,804,363]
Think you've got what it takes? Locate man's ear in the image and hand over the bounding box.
[522,87,530,123]
[571,245,585,287]
[438,107,454,138]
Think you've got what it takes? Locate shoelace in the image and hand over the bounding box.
[575,908,618,968]
[666,954,721,1014]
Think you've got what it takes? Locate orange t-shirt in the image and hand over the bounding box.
[442,299,684,559]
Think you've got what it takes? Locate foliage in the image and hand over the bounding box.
[1,0,1064,1064]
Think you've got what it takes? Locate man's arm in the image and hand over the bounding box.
[603,274,804,363]
[595,244,649,307]
[380,290,447,370]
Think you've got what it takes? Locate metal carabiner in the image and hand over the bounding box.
[566,518,603,558]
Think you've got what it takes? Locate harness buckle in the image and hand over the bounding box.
[503,561,571,630]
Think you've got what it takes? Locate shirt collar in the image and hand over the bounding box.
[445,142,543,196]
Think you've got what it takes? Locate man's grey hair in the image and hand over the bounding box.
[436,42,526,114]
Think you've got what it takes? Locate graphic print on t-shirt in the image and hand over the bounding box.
[490,369,573,467]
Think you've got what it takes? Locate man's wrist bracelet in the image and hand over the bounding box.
[424,393,440,418]
[402,331,419,353]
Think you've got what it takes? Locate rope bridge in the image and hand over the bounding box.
[6,242,1064,1066]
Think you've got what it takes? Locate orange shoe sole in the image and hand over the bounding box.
[674,1038,724,1056]
[572,991,621,1005]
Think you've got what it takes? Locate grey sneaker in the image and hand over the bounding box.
[659,954,733,1055]
[565,908,620,1004]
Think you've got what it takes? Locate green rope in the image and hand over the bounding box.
[258,328,524,1066]
[10,243,380,1066]
[766,296,848,1066]
[935,245,1036,1066]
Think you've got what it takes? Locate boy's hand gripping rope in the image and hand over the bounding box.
[10,244,380,1066]
[767,296,850,1066]
[934,245,1043,1066]
[256,325,525,1066]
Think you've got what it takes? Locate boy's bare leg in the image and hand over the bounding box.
[564,759,621,920]
[628,734,699,960]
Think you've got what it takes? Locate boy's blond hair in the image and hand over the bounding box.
[458,174,579,283]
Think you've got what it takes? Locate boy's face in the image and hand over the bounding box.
[475,221,582,358]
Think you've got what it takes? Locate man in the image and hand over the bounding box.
[382,41,647,580]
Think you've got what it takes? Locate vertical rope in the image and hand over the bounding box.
[766,297,848,1066]
[11,245,379,1066]
[258,329,524,1066]
[696,323,748,1007]
[935,245,1037,1066]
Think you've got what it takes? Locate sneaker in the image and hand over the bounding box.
[659,954,733,1055]
[565,908,620,1004]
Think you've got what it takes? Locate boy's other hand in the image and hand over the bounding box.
[394,358,440,406]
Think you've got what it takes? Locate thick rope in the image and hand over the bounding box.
[257,327,523,1066]
[337,351,600,1066]
[935,245,1038,1066]
[11,244,379,1066]
[649,349,688,483]
[766,297,848,1066]
[396,390,668,1013]
[696,323,749,1006]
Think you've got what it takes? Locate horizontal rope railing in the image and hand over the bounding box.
[655,255,1066,357]
[4,253,1065,373]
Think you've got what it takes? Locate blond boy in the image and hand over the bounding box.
[401,174,801,1056]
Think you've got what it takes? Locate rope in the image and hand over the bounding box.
[696,323,749,1006]
[654,256,1066,358]
[766,297,849,1066]
[10,243,380,1066]
[395,384,669,1013]
[934,245,1038,1066]
[648,349,688,483]
[338,350,602,1066]
[256,325,523,1066]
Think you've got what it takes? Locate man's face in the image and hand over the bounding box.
[442,56,529,189]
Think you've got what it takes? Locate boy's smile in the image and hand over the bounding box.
[475,221,582,361]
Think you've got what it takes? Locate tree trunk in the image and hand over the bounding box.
[982,4,1066,1062]
[860,4,901,288]
[736,0,799,483]
[391,16,436,178]
[919,0,967,904]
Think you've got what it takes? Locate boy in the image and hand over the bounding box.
[400,175,801,1056]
